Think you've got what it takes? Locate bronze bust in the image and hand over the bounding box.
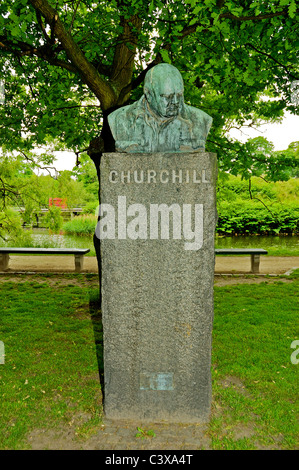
[108,63,213,153]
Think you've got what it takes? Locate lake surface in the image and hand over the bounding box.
[27,229,299,256]
[215,234,298,251]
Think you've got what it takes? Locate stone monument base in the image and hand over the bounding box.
[99,152,217,423]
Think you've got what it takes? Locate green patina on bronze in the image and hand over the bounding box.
[108,64,213,153]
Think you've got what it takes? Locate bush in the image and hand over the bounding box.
[217,175,299,204]
[44,206,64,233]
[63,214,97,236]
[82,200,99,215]
[216,175,299,235]
[217,201,299,235]
[0,208,34,246]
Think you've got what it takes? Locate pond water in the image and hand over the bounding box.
[30,229,96,254]
[215,234,298,252]
[26,229,299,256]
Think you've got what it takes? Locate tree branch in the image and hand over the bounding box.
[54,104,101,110]
[248,177,277,218]
[245,42,299,80]
[29,0,116,109]
[177,8,292,40]
[36,10,51,43]
[0,36,78,73]
[68,0,81,34]
[18,150,61,177]
[110,14,142,104]
[220,9,295,22]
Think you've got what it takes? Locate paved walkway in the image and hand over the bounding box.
[2,255,298,275]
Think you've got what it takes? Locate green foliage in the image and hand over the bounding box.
[0,208,32,245]
[217,174,299,235]
[82,201,99,215]
[0,150,92,234]
[0,0,298,178]
[63,214,97,236]
[217,173,299,202]
[43,205,64,233]
[0,208,20,235]
[217,200,298,235]
[72,153,99,204]
[135,427,156,439]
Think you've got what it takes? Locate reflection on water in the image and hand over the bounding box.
[29,229,299,255]
[215,234,299,250]
[0,228,295,255]
[31,229,95,252]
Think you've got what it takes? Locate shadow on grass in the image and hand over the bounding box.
[89,291,105,402]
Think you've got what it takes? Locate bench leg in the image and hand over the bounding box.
[0,254,10,271]
[251,254,260,273]
[74,254,84,273]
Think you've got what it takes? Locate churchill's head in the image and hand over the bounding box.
[144,64,184,118]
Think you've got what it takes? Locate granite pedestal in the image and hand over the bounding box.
[98,151,217,423]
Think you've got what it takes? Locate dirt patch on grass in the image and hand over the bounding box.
[24,376,277,451]
[214,275,295,286]
[24,375,278,451]
[27,416,212,450]
[219,375,253,398]
[0,273,99,288]
[0,272,296,289]
[27,427,83,451]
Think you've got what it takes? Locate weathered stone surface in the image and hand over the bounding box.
[98,151,217,423]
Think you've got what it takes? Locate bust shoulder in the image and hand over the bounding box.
[108,97,145,133]
[182,103,213,132]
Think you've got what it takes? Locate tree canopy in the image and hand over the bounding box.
[0,0,298,178]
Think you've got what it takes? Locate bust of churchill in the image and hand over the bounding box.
[108,63,213,153]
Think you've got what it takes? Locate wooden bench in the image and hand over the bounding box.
[215,248,268,273]
[0,248,90,273]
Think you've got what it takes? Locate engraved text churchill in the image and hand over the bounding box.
[108,169,210,184]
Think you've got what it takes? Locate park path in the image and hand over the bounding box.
[1,255,298,275]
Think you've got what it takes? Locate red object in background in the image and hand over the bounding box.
[49,198,67,209]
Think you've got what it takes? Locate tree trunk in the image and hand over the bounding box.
[88,109,116,287]
[86,12,141,288]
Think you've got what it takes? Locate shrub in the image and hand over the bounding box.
[217,201,299,235]
[44,206,64,233]
[0,208,34,246]
[63,214,97,236]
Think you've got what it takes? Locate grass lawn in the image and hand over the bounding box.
[211,275,298,450]
[0,272,298,450]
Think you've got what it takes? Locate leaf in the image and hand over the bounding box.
[288,1,297,18]
[0,0,297,184]
[160,49,171,63]
[149,0,154,13]
[10,26,20,37]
